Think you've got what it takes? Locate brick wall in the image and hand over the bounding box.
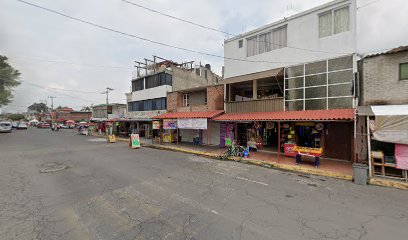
[360,52,408,105]
[167,92,182,113]
[207,85,224,111]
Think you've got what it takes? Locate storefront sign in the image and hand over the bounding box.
[177,118,207,130]
[284,143,297,157]
[152,121,160,130]
[130,134,140,149]
[163,119,177,129]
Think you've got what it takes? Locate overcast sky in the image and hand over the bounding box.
[1,0,407,113]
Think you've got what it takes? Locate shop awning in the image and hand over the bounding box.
[358,105,408,145]
[212,109,355,122]
[154,110,224,119]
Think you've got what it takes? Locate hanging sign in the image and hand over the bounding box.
[163,119,177,129]
[130,134,140,149]
[152,121,160,130]
[177,118,207,129]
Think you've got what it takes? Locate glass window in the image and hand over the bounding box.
[165,73,172,86]
[400,63,408,80]
[285,89,304,100]
[272,26,287,50]
[132,79,144,91]
[328,97,352,109]
[286,77,304,89]
[305,99,326,110]
[286,65,304,78]
[328,70,353,84]
[305,73,326,87]
[238,40,243,48]
[305,86,327,98]
[259,32,271,54]
[128,103,132,112]
[286,100,304,111]
[246,35,258,57]
[319,11,332,38]
[183,94,189,107]
[305,60,326,75]
[328,83,352,97]
[334,7,349,34]
[328,56,353,71]
[162,98,166,110]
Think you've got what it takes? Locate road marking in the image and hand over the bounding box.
[212,171,269,186]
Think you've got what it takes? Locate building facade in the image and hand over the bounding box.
[356,46,408,181]
[91,103,126,121]
[124,58,222,138]
[218,0,357,163]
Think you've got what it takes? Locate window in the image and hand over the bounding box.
[128,98,167,112]
[319,6,349,38]
[132,79,144,92]
[183,94,189,107]
[272,26,287,50]
[246,36,258,57]
[400,63,408,80]
[238,40,243,48]
[107,106,113,114]
[258,31,271,54]
[204,92,207,105]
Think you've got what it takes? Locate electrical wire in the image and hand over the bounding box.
[357,0,381,10]
[14,0,301,64]
[120,0,350,55]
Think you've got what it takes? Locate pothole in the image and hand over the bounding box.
[39,162,69,173]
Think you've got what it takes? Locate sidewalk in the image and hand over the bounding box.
[90,134,408,190]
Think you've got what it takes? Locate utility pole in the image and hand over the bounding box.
[48,96,56,110]
[102,87,114,104]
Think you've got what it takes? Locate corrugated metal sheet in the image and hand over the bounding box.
[154,110,224,119]
[364,45,408,59]
[213,109,354,121]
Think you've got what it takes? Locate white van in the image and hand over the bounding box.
[0,121,12,133]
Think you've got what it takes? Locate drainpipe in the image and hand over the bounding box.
[366,116,372,178]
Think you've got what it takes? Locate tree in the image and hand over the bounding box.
[0,56,21,107]
[7,113,25,121]
[28,102,49,113]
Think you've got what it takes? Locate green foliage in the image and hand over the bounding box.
[28,102,49,113]
[8,113,25,121]
[0,55,21,106]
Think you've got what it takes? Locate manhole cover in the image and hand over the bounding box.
[39,162,69,173]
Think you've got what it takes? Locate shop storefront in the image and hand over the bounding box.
[213,109,355,163]
[358,105,408,181]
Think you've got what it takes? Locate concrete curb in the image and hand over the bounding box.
[87,135,408,190]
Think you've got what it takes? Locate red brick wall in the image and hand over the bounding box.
[167,92,182,113]
[207,85,224,111]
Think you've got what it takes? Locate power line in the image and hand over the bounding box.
[120,0,234,37]
[120,0,350,55]
[14,0,301,64]
[357,0,381,10]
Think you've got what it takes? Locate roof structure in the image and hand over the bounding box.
[212,109,354,122]
[364,45,408,59]
[154,110,224,119]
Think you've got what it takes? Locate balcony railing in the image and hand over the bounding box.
[225,98,284,113]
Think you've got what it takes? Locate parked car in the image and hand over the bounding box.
[12,121,19,128]
[17,122,28,129]
[37,122,51,128]
[0,121,12,133]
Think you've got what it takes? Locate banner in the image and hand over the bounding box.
[177,118,207,130]
[130,134,140,149]
[152,121,160,130]
[163,119,177,129]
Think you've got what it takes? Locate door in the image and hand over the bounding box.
[324,122,352,161]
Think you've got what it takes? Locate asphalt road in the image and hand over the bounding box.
[1,128,408,240]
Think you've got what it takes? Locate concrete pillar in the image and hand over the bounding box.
[253,80,257,100]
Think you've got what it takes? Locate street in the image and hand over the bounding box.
[0,128,407,240]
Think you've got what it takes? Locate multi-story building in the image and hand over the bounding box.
[91,103,126,121]
[215,0,357,164]
[356,46,408,181]
[124,57,221,138]
[154,85,224,145]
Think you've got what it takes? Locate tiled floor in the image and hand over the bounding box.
[151,142,353,176]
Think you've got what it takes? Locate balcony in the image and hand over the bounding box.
[225,98,284,113]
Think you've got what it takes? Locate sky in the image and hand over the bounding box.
[1,0,407,113]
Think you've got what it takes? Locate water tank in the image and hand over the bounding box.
[205,64,211,70]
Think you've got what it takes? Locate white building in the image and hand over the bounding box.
[223,0,357,112]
